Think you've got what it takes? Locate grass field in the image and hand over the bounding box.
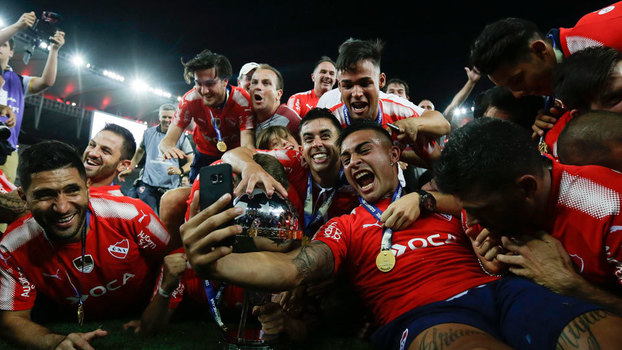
[0,318,375,349]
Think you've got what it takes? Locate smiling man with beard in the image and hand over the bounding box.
[0,140,170,349]
[251,64,302,139]
[287,57,337,117]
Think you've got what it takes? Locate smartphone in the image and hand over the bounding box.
[386,123,400,132]
[199,164,235,246]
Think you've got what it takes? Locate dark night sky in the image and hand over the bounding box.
[4,0,615,115]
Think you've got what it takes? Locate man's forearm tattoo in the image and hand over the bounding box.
[417,327,488,349]
[292,243,334,284]
[556,310,608,350]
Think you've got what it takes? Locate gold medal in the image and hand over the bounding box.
[217,141,227,152]
[538,140,549,155]
[77,303,84,326]
[376,250,396,272]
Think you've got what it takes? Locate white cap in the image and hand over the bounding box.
[238,62,259,78]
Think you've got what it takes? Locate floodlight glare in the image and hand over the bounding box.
[0,17,5,28]
[39,42,49,50]
[460,107,467,114]
[72,55,85,67]
[131,79,148,92]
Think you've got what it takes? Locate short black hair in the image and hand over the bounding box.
[314,56,335,71]
[472,86,544,130]
[8,38,14,51]
[337,119,391,149]
[253,153,289,189]
[470,17,543,75]
[553,46,622,110]
[557,110,622,167]
[299,108,342,136]
[182,49,232,84]
[336,38,384,72]
[435,118,543,198]
[385,78,410,97]
[102,123,136,161]
[19,140,87,191]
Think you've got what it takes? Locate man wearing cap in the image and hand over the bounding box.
[160,49,254,183]
[287,57,337,117]
[237,62,259,92]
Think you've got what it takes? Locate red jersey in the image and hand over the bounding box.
[254,104,302,139]
[325,93,425,128]
[557,2,622,56]
[89,184,123,197]
[0,170,15,194]
[545,161,622,287]
[0,195,170,318]
[173,86,254,156]
[543,110,573,158]
[313,199,498,326]
[287,89,319,117]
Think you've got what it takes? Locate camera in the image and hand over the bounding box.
[23,11,62,64]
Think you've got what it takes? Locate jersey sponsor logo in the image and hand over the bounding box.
[72,254,95,273]
[66,273,136,304]
[598,5,615,15]
[434,213,453,221]
[322,221,342,241]
[137,231,157,250]
[108,239,130,259]
[391,244,407,257]
[42,268,62,280]
[18,271,34,298]
[399,329,409,350]
[404,233,458,252]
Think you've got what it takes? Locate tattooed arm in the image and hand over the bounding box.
[0,191,27,224]
[181,190,334,291]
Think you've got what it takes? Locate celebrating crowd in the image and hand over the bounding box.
[0,3,621,349]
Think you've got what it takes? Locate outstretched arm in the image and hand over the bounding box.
[159,125,186,160]
[29,30,65,94]
[181,192,334,291]
[0,309,107,349]
[0,12,35,47]
[221,147,288,198]
[443,67,481,122]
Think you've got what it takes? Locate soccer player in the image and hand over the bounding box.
[0,141,170,349]
[237,62,259,92]
[181,120,622,349]
[159,49,254,183]
[435,117,622,316]
[250,64,301,138]
[287,57,337,117]
[470,3,622,98]
[385,78,410,100]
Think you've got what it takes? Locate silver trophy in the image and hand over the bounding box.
[217,189,302,349]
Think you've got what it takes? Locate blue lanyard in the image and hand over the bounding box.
[209,87,230,143]
[342,103,383,126]
[203,280,227,330]
[303,168,344,236]
[359,185,402,251]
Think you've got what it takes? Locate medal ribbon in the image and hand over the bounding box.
[359,185,402,251]
[203,280,227,330]
[342,103,383,126]
[303,168,344,236]
[209,87,230,149]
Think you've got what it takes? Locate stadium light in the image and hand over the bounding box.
[72,55,85,68]
[39,42,49,50]
[131,79,148,92]
[0,17,5,28]
[460,107,467,114]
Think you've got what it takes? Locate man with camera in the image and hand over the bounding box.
[0,11,65,182]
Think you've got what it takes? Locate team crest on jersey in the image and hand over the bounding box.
[108,239,130,259]
[138,186,146,194]
[72,254,94,273]
[399,329,409,350]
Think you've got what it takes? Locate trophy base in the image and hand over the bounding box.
[219,328,283,350]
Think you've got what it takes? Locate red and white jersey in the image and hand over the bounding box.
[287,89,319,117]
[558,2,622,56]
[173,86,254,156]
[324,91,424,128]
[0,195,170,317]
[543,110,573,159]
[89,184,124,197]
[0,170,15,194]
[545,161,622,287]
[313,198,498,326]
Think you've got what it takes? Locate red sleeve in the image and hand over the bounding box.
[312,217,348,274]
[287,95,302,115]
[126,200,170,259]
[606,217,622,287]
[0,250,36,311]
[172,95,193,130]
